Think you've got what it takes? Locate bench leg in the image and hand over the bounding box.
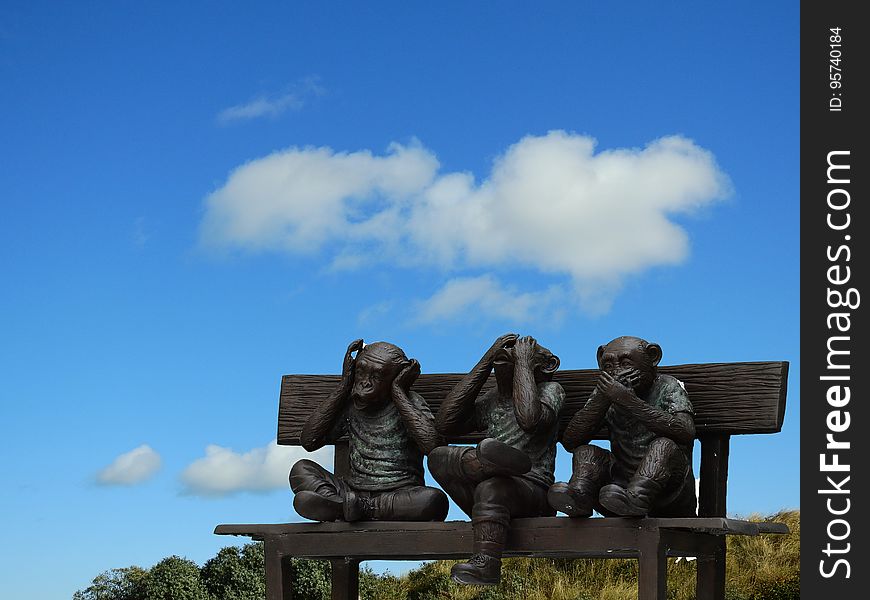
[330,558,360,600]
[638,530,667,600]
[696,536,726,600]
[264,540,293,600]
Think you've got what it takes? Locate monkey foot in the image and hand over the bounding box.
[598,484,650,517]
[547,482,594,517]
[293,491,344,522]
[476,438,532,476]
[451,554,501,586]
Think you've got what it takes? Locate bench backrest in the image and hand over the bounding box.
[277,361,788,517]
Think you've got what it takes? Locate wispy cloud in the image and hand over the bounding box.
[132,216,150,248]
[200,131,730,314]
[180,439,333,497]
[96,445,162,486]
[217,78,324,124]
[416,275,567,324]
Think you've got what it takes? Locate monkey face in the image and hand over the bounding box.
[350,356,394,408]
[350,344,405,409]
[597,336,662,395]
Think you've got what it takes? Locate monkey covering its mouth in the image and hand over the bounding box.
[548,336,697,521]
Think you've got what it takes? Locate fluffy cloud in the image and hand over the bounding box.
[200,142,438,252]
[200,131,730,313]
[180,439,333,497]
[97,444,162,486]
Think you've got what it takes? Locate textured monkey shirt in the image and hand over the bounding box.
[605,374,693,480]
[474,381,566,488]
[333,392,432,491]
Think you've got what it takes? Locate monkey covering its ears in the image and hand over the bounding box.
[290,340,448,523]
[549,336,697,519]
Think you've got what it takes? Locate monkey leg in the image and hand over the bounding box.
[451,476,551,586]
[548,444,613,517]
[599,437,694,517]
[427,445,479,516]
[428,440,530,517]
[289,459,348,521]
[636,437,696,516]
[351,485,449,522]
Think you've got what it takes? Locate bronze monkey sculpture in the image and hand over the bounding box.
[549,336,696,518]
[290,340,448,522]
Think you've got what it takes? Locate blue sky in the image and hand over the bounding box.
[0,2,798,598]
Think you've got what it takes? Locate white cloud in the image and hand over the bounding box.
[200,142,438,252]
[218,79,325,123]
[417,275,566,324]
[180,439,333,497]
[200,131,730,313]
[97,445,162,486]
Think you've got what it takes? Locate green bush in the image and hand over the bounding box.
[143,556,208,600]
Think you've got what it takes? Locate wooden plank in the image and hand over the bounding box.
[660,529,718,558]
[277,362,789,445]
[333,441,350,478]
[754,522,790,534]
[698,435,730,517]
[696,536,726,600]
[264,539,292,600]
[637,528,666,600]
[260,524,641,560]
[329,559,359,600]
[215,516,788,543]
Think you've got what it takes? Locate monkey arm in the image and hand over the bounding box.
[512,357,546,431]
[513,355,538,430]
[612,393,696,445]
[561,391,610,452]
[438,333,516,435]
[301,339,361,451]
[393,389,445,454]
[299,382,351,452]
[436,356,490,436]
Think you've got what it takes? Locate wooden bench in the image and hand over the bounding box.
[216,361,789,600]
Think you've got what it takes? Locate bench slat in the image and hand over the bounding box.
[215,517,788,560]
[277,361,788,445]
[215,516,787,538]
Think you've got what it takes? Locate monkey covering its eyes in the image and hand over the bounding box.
[549,336,697,519]
[289,340,448,523]
[429,334,565,586]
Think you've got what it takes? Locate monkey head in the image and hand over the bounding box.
[350,341,408,409]
[597,336,662,396]
[492,336,561,384]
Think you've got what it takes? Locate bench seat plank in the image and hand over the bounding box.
[215,517,788,560]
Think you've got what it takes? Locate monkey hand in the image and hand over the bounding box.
[596,371,634,405]
[484,332,518,364]
[393,359,421,393]
[342,338,364,382]
[616,368,641,390]
[513,335,538,366]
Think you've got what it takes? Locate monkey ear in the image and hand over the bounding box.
[647,343,663,367]
[542,354,560,375]
[596,345,606,367]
